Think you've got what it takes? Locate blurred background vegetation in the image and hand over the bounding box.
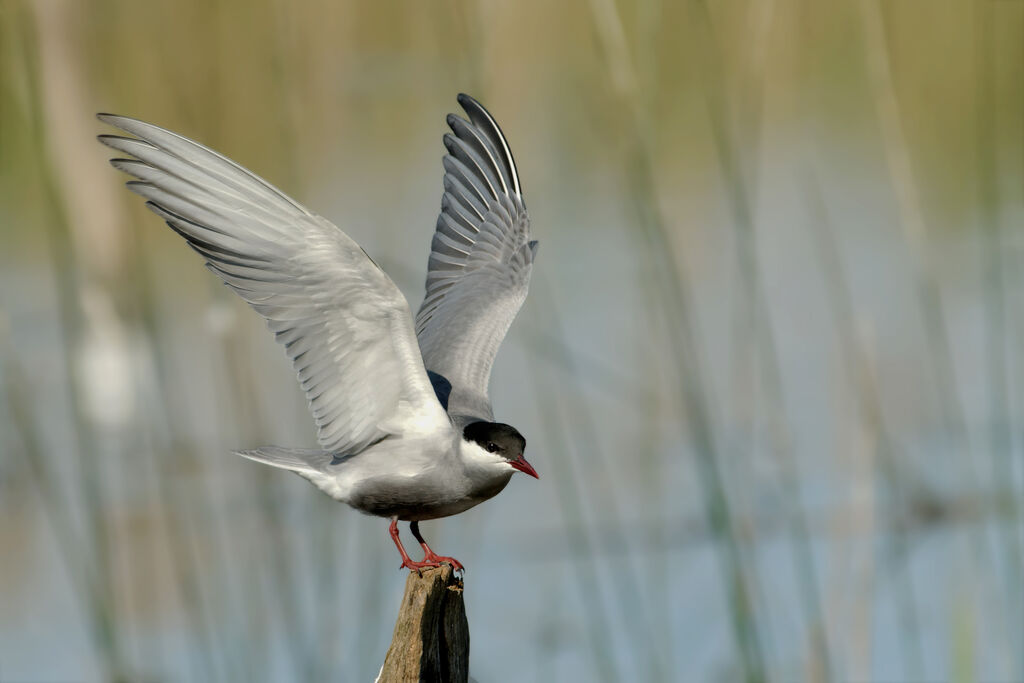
[1,0,1022,680]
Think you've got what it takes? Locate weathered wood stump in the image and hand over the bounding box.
[377,565,469,683]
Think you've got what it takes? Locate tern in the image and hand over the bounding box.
[99,94,538,571]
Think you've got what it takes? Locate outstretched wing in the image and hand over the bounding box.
[415,94,537,421]
[99,115,449,455]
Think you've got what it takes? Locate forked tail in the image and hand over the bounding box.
[234,446,337,475]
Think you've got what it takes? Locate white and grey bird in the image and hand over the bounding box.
[99,94,538,571]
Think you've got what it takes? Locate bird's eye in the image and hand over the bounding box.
[486,442,499,453]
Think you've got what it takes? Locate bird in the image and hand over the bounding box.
[98,94,539,572]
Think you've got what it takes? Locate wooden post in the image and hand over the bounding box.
[377,565,469,683]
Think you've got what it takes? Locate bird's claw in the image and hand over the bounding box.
[423,552,464,572]
[398,556,465,573]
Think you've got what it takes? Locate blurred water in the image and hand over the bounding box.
[2,1,1023,681]
[4,198,1022,681]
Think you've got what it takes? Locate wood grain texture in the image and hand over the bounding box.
[378,566,469,683]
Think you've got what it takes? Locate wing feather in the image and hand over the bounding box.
[414,95,536,421]
[99,114,449,454]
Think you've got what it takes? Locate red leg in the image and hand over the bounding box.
[389,519,465,571]
[389,519,423,570]
[411,521,464,571]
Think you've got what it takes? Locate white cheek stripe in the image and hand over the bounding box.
[460,439,509,467]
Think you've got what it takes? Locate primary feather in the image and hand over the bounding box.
[98,115,449,456]
[415,94,537,422]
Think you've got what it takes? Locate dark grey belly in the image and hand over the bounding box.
[347,473,512,521]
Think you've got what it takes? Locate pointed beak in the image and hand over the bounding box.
[509,454,539,479]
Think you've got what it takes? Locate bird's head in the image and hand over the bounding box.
[461,421,538,479]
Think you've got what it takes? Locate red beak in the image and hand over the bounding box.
[509,455,539,479]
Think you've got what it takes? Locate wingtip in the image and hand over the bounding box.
[108,157,132,171]
[96,112,128,127]
[457,93,486,117]
[445,112,463,131]
[441,132,458,153]
[97,113,142,136]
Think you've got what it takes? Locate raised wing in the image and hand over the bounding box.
[415,94,537,421]
[99,115,449,455]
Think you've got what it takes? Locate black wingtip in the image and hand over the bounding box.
[96,113,124,126]
[96,133,141,150]
[457,93,486,116]
[96,112,149,134]
[441,132,458,153]
[108,157,135,170]
[96,133,120,147]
